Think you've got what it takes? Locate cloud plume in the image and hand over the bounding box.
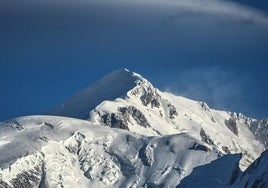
[164,66,251,113]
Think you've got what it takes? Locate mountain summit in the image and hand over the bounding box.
[48,69,144,119]
[0,69,267,188]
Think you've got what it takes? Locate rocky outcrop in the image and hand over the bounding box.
[120,106,150,128]
[200,128,214,145]
[167,103,178,119]
[199,102,210,111]
[139,145,154,166]
[189,143,211,152]
[198,102,216,122]
[6,120,26,130]
[140,86,161,108]
[249,119,268,148]
[225,118,238,136]
[101,106,150,130]
[9,168,42,188]
[101,113,130,130]
[0,153,43,188]
[222,146,231,154]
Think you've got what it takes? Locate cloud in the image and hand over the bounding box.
[158,0,268,26]
[165,66,250,112]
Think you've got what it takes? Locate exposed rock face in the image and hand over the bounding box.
[120,106,150,128]
[139,145,154,166]
[161,100,178,120]
[167,103,178,119]
[225,118,239,136]
[222,146,231,155]
[189,143,211,152]
[199,102,210,111]
[224,112,268,150]
[140,86,161,108]
[101,106,150,130]
[0,180,11,188]
[200,128,214,145]
[9,167,42,188]
[128,77,161,109]
[101,113,130,130]
[224,112,268,147]
[198,102,216,122]
[0,153,44,188]
[6,120,26,130]
[249,119,268,148]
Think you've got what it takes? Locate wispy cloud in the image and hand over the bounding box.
[160,0,268,25]
[164,66,250,112]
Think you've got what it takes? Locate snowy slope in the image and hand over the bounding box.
[0,115,224,188]
[69,69,266,170]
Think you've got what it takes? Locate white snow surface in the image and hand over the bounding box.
[85,69,265,170]
[1,115,220,188]
[1,69,267,187]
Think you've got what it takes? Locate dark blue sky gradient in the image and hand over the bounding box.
[0,0,268,121]
[230,0,268,12]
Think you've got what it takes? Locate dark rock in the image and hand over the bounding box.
[101,113,129,130]
[249,119,268,148]
[140,87,161,108]
[189,143,211,152]
[122,106,150,128]
[222,146,231,154]
[200,128,214,145]
[167,103,178,119]
[10,168,41,188]
[138,145,153,166]
[7,120,25,130]
[43,122,54,129]
[101,106,150,130]
[225,118,239,136]
[199,102,210,111]
[0,180,11,188]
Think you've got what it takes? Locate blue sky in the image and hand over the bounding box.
[0,0,268,121]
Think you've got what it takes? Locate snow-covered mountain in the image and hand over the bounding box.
[0,116,224,187]
[1,69,267,187]
[49,69,267,169]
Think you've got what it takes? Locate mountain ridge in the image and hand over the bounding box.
[0,69,267,188]
[38,69,268,169]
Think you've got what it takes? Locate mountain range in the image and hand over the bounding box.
[0,69,267,188]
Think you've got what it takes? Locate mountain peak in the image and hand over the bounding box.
[47,69,150,119]
[122,68,130,72]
